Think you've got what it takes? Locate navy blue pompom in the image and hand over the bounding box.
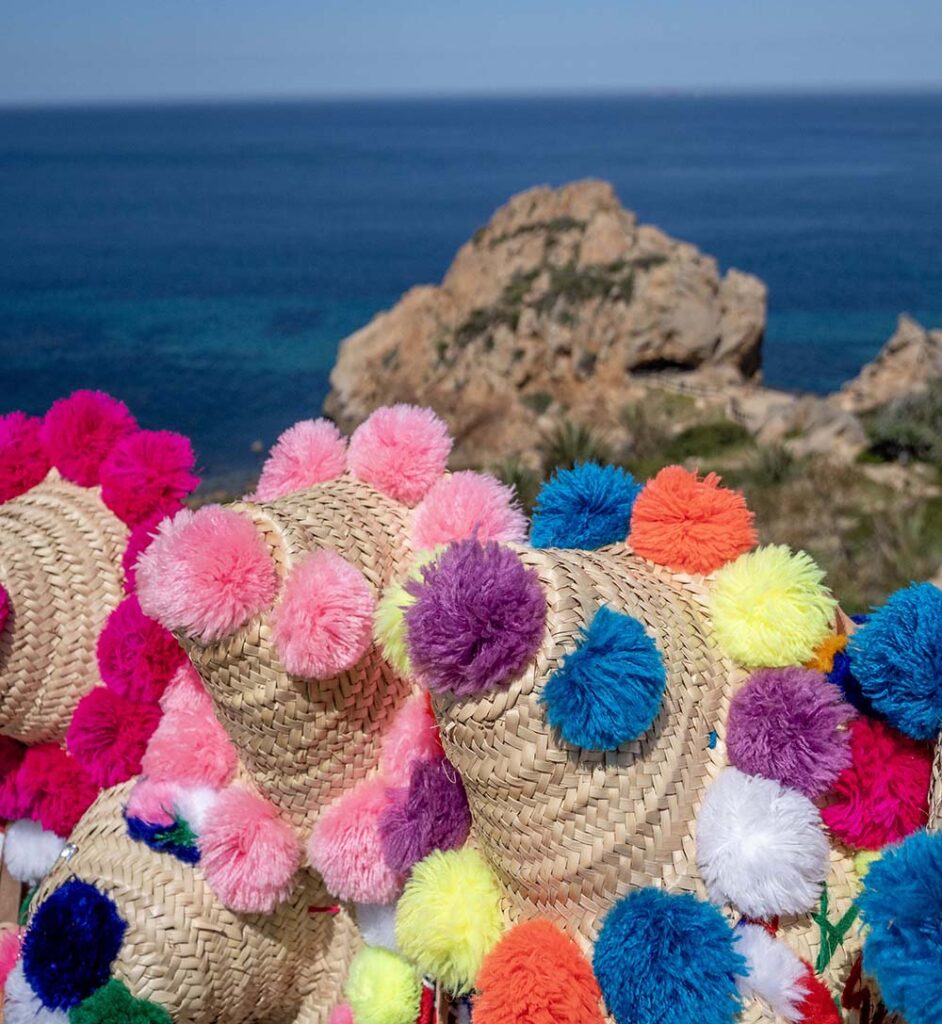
[541,605,666,750]
[530,463,642,550]
[125,811,200,865]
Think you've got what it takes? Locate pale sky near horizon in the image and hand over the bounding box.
[2,1,941,106]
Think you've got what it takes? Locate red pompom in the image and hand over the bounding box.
[39,390,137,486]
[0,412,50,502]
[795,966,841,1024]
[67,688,162,788]
[0,736,28,821]
[15,744,99,837]
[122,512,172,594]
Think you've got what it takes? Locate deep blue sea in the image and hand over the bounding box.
[1,93,941,483]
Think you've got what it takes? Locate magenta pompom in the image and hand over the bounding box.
[255,419,347,501]
[0,736,27,821]
[15,743,99,837]
[0,412,50,502]
[328,1005,354,1024]
[411,471,528,551]
[39,390,137,486]
[379,693,444,787]
[347,404,452,506]
[141,700,237,789]
[67,687,161,788]
[122,512,167,594]
[0,583,8,635]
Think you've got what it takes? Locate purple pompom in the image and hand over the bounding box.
[726,666,856,798]
[405,539,546,696]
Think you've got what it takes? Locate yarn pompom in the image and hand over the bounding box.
[374,551,440,679]
[3,819,65,885]
[22,879,126,1009]
[858,830,942,1024]
[254,418,347,501]
[726,667,855,798]
[628,466,757,574]
[379,693,444,787]
[136,505,278,643]
[540,605,666,750]
[412,471,527,551]
[158,663,213,715]
[122,512,166,594]
[696,767,829,918]
[0,583,8,634]
[474,919,604,1024]
[530,463,641,550]
[308,779,403,903]
[820,716,931,849]
[593,888,745,1024]
[39,390,136,486]
[67,687,161,788]
[0,412,50,502]
[271,549,374,680]
[125,778,179,827]
[348,404,452,506]
[345,946,421,1024]
[0,735,27,820]
[329,1007,355,1024]
[0,927,21,990]
[141,700,237,789]
[69,979,172,1024]
[405,540,546,696]
[15,744,99,837]
[733,923,806,1022]
[395,847,503,995]
[710,545,837,667]
[849,583,942,740]
[4,964,68,1024]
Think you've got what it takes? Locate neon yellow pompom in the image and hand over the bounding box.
[854,850,881,880]
[374,549,441,677]
[395,847,504,995]
[345,946,421,1024]
[710,544,836,667]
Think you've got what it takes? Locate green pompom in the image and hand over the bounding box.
[69,979,172,1024]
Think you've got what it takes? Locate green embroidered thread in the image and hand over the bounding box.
[813,882,860,975]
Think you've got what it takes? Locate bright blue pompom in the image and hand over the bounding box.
[850,583,942,740]
[593,887,745,1024]
[22,879,127,1009]
[530,463,642,550]
[541,605,666,750]
[859,830,942,1024]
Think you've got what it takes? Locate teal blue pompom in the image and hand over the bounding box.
[541,606,666,750]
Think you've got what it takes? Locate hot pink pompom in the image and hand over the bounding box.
[39,390,137,486]
[329,1006,355,1024]
[347,405,451,506]
[0,412,50,502]
[308,778,403,903]
[136,505,278,643]
[0,583,8,635]
[0,928,22,990]
[411,471,528,551]
[142,701,237,789]
[125,777,179,827]
[100,429,200,526]
[67,687,162,788]
[380,693,444,787]
[0,736,28,821]
[122,511,173,594]
[16,743,99,837]
[255,419,348,501]
[198,786,301,913]
[271,549,375,680]
[159,663,213,715]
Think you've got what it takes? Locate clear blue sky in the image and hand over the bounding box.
[3,1,941,106]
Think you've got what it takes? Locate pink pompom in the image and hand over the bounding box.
[0,583,8,635]
[329,1006,355,1024]
[347,405,451,506]
[159,662,213,715]
[39,390,137,486]
[100,429,200,526]
[0,412,50,502]
[136,505,278,643]
[67,687,162,788]
[255,419,348,501]
[16,743,99,837]
[0,736,27,820]
[271,549,375,680]
[125,777,179,827]
[198,786,301,913]
[307,778,403,903]
[0,928,22,990]
[122,511,171,594]
[142,701,237,789]
[380,693,444,787]
[411,471,528,551]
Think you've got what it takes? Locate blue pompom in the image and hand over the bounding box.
[541,606,666,750]
[125,811,200,865]
[859,830,942,1024]
[530,463,642,550]
[593,887,745,1024]
[850,583,942,740]
[22,878,127,1009]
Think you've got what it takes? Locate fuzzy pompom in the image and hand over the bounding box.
[734,923,806,1022]
[806,632,847,674]
[136,505,278,643]
[100,429,199,526]
[255,419,347,501]
[4,964,68,1024]
[374,552,441,680]
[628,466,757,574]
[3,819,65,885]
[395,847,503,995]
[850,583,942,741]
[22,879,126,1009]
[271,549,374,680]
[355,902,400,952]
[70,978,171,1024]
[726,667,855,798]
[0,736,27,821]
[345,946,421,1024]
[0,927,21,990]
[593,888,745,1024]
[125,778,179,827]
[530,463,641,551]
[348,405,452,506]
[141,700,237,789]
[67,688,161,789]
[0,583,8,634]
[794,968,841,1024]
[198,786,300,912]
[696,767,829,919]
[0,412,50,502]
[474,919,604,1024]
[158,663,212,714]
[405,540,546,696]
[540,605,666,750]
[15,744,98,838]
[39,391,136,487]
[379,693,444,787]
[710,545,837,668]
[329,1007,355,1024]
[821,716,931,849]
[122,512,167,594]
[125,810,200,865]
[412,472,527,551]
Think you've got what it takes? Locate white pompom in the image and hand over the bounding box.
[3,819,65,885]
[734,923,807,1021]
[696,767,829,918]
[4,964,69,1024]
[355,902,399,952]
[173,785,219,833]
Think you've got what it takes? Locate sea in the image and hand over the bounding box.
[1,92,941,485]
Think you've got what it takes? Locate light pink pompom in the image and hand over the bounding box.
[0,927,22,990]
[159,663,213,715]
[136,505,278,643]
[141,701,237,789]
[126,777,180,826]
[347,405,451,506]
[40,390,137,486]
[308,778,403,903]
[271,549,375,680]
[0,412,50,502]
[412,471,527,551]
[380,693,444,787]
[122,511,171,594]
[255,419,347,501]
[199,786,301,913]
[329,1006,355,1024]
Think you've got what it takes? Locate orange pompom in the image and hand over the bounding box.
[628,466,757,575]
[474,919,604,1024]
[805,632,848,674]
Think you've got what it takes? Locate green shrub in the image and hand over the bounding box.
[866,382,942,465]
[541,420,611,475]
[661,420,754,462]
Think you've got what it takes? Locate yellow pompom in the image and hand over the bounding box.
[395,847,504,995]
[374,549,441,677]
[345,946,421,1024]
[854,850,881,880]
[710,544,836,668]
